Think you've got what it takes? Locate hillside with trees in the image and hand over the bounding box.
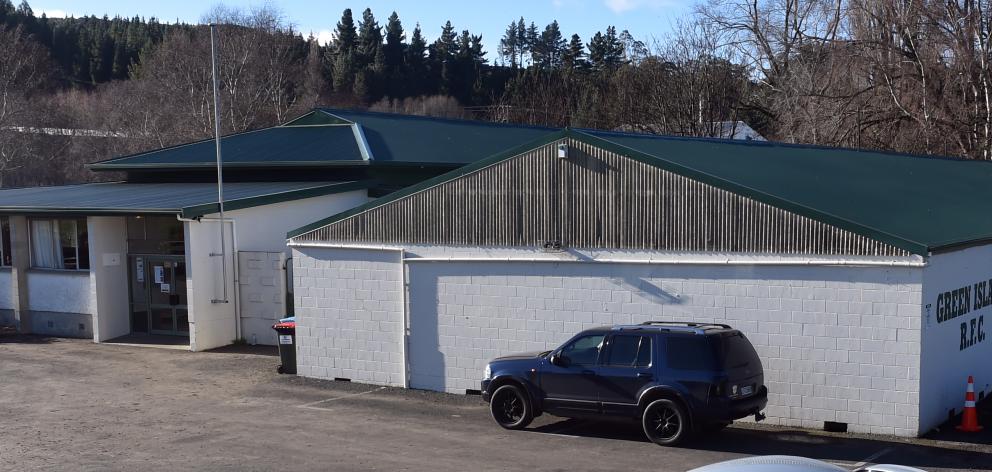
[1,0,991,187]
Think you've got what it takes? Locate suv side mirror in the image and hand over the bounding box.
[550,353,569,367]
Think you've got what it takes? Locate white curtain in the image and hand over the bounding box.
[30,220,63,269]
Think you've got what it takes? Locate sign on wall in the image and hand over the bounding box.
[929,279,989,351]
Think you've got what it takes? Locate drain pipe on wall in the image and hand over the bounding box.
[399,249,409,389]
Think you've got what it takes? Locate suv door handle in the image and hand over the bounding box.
[581,370,596,375]
[636,372,653,379]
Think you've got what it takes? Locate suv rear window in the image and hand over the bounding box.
[719,332,761,369]
[666,336,717,370]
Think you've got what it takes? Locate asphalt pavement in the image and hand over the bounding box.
[0,334,989,472]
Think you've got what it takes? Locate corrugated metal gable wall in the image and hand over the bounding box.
[295,139,908,257]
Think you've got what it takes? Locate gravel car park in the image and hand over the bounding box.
[0,334,989,472]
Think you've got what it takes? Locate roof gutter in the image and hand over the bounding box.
[285,242,927,268]
[398,256,927,268]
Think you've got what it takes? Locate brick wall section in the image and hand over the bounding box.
[405,261,923,436]
[292,247,405,386]
[291,244,925,437]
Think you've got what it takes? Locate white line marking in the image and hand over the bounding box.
[853,447,894,468]
[297,387,387,410]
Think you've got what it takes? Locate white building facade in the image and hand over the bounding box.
[0,182,368,350]
[288,131,991,437]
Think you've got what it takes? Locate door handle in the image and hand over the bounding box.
[581,370,596,375]
[636,372,653,379]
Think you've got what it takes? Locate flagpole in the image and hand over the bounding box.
[209,23,229,305]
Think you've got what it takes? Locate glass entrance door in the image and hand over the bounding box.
[129,255,188,335]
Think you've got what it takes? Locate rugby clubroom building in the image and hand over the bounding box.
[285,116,992,438]
[1,108,988,438]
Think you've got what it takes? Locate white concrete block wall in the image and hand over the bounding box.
[920,245,992,433]
[403,259,923,436]
[26,270,93,314]
[292,244,926,436]
[292,246,405,387]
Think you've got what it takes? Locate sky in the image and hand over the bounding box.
[32,0,691,58]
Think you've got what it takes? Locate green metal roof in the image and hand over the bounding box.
[89,124,365,170]
[88,108,557,171]
[577,130,991,254]
[290,128,992,255]
[318,109,557,164]
[0,181,369,219]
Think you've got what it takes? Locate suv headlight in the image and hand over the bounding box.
[483,364,492,380]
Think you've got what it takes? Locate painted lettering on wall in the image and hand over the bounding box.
[960,315,986,351]
[937,279,989,351]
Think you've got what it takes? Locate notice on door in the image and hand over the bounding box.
[160,283,171,293]
[153,266,164,284]
[136,257,145,283]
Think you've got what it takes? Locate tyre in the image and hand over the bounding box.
[489,384,533,430]
[642,398,689,446]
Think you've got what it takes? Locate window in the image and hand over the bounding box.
[718,333,761,370]
[0,216,10,266]
[666,336,718,370]
[559,334,605,366]
[605,335,652,367]
[30,218,89,270]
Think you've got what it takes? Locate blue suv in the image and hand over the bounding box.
[481,322,767,446]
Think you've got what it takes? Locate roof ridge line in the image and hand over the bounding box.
[350,123,374,161]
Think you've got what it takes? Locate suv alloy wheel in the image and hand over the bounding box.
[642,398,689,446]
[489,384,534,430]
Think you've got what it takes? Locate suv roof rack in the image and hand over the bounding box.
[611,321,734,335]
[639,321,732,330]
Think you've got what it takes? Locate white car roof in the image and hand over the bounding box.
[688,455,848,472]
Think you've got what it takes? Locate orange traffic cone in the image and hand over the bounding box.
[956,375,984,432]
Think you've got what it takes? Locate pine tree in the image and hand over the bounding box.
[15,0,30,16]
[525,22,538,65]
[533,21,565,69]
[604,26,624,68]
[406,24,427,96]
[329,9,358,95]
[587,26,623,71]
[333,8,357,54]
[383,12,404,71]
[431,21,458,95]
[331,50,355,93]
[562,33,587,72]
[434,21,457,60]
[499,20,519,68]
[469,34,485,64]
[356,8,381,68]
[382,11,406,98]
[515,17,527,67]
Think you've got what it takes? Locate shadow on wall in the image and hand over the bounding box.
[407,264,444,391]
[566,250,682,305]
